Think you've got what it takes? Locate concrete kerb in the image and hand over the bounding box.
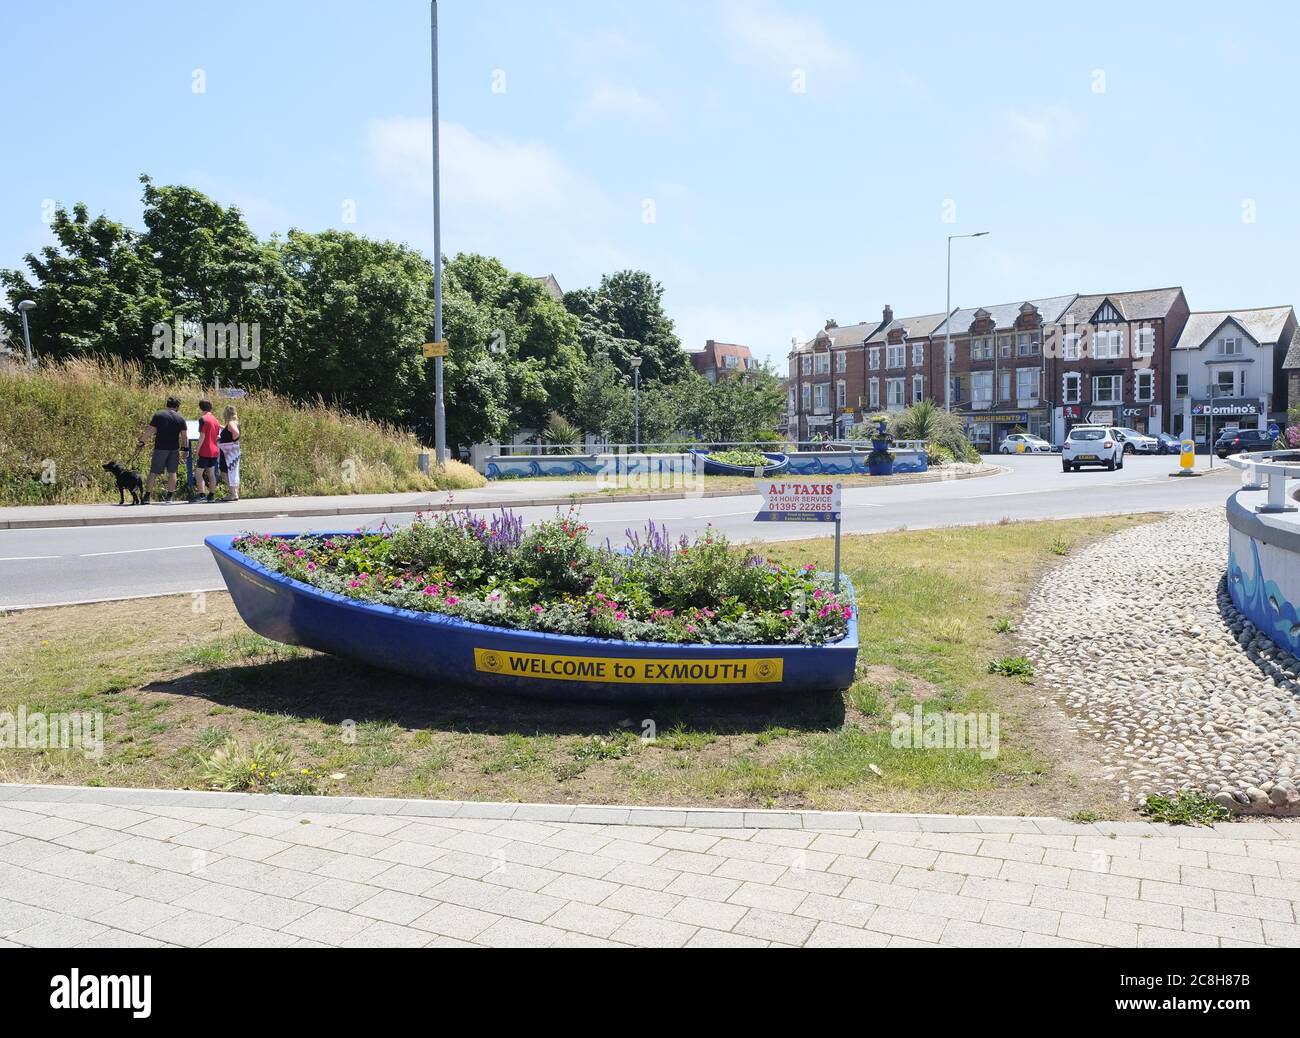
[0,467,1004,531]
[7,782,1287,838]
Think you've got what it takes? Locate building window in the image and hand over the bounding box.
[813,383,829,411]
[972,371,993,405]
[949,376,962,404]
[836,380,847,408]
[835,351,847,373]
[1062,334,1081,360]
[800,355,811,376]
[1093,374,1122,403]
[1063,372,1081,404]
[912,374,924,403]
[886,345,905,369]
[998,335,1012,359]
[1135,327,1155,356]
[912,343,925,367]
[801,384,810,410]
[1135,370,1154,402]
[1094,331,1124,359]
[788,388,796,415]
[999,371,1011,403]
[868,379,880,408]
[886,378,906,409]
[970,337,993,362]
[1219,336,1243,357]
[1017,333,1040,357]
[1016,368,1041,404]
[814,352,830,375]
[1175,373,1189,398]
[1215,369,1241,397]
[869,348,881,370]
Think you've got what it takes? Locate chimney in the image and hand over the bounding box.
[883,305,894,325]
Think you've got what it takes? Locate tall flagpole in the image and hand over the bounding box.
[432,0,447,466]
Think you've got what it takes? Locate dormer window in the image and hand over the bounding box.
[1092,300,1123,324]
[1219,336,1243,357]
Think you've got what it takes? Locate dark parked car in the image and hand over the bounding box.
[1215,428,1276,459]
[1154,432,1183,455]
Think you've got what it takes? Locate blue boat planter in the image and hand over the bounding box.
[689,450,790,478]
[205,534,859,702]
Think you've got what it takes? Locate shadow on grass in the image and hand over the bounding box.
[144,654,848,739]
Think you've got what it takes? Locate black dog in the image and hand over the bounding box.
[103,461,144,506]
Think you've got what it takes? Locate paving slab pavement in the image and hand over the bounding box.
[1,785,1296,948]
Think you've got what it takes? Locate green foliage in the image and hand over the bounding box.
[564,270,687,383]
[542,413,582,454]
[200,737,319,794]
[988,655,1035,678]
[710,449,771,467]
[884,400,980,463]
[1141,791,1231,827]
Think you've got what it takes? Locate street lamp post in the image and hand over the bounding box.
[945,232,989,412]
[431,1,447,467]
[17,300,35,368]
[630,356,643,452]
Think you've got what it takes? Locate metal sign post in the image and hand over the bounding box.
[754,481,844,591]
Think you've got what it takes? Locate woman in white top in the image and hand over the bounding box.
[218,405,243,501]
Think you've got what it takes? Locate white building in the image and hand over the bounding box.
[1169,307,1297,444]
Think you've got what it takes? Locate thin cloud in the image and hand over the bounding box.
[1005,104,1078,169]
[721,0,847,71]
[578,83,668,125]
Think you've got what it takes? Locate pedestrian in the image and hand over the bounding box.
[219,404,242,502]
[138,395,187,505]
[194,399,222,503]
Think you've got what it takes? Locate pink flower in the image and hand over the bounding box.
[306,563,316,573]
[446,596,460,606]
[819,606,830,618]
[294,550,307,558]
[423,587,439,596]
[686,624,697,634]
[348,581,360,589]
[615,611,626,621]
[532,605,544,615]
[781,610,793,618]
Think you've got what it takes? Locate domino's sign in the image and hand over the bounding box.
[755,481,842,523]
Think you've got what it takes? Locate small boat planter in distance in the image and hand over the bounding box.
[205,534,859,702]
[689,450,791,478]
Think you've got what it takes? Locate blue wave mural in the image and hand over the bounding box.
[1228,536,1300,655]
[785,451,928,476]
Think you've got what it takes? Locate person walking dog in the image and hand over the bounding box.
[219,405,242,502]
[194,399,222,503]
[139,396,187,505]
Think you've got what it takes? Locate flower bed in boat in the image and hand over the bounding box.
[232,512,853,647]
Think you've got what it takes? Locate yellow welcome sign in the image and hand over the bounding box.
[474,649,784,685]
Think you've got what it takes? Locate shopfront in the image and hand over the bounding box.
[958,410,1046,451]
[1059,404,1161,437]
[1184,399,1264,448]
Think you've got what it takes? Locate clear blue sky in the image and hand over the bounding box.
[3,0,1297,365]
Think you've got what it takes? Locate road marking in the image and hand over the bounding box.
[79,544,204,558]
[0,555,61,562]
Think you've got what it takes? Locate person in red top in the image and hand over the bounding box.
[194,399,222,503]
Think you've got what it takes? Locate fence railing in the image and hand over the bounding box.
[489,439,930,458]
[1224,450,1300,514]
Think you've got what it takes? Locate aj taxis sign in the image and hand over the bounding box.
[755,481,842,523]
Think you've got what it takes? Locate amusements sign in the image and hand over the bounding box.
[755,481,842,523]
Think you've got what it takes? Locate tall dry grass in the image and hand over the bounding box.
[0,357,484,505]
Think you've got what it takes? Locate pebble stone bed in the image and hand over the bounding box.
[1020,507,1300,815]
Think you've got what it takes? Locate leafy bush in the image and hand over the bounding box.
[988,655,1035,678]
[542,413,583,455]
[235,512,854,646]
[886,400,980,464]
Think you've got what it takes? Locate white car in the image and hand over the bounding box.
[999,433,1053,455]
[1062,425,1124,472]
[1109,427,1159,455]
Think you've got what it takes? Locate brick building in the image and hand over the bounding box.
[689,340,756,383]
[933,295,1076,448]
[787,316,885,440]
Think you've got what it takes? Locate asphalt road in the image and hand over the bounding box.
[0,455,1238,610]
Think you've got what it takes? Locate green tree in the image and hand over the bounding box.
[270,230,433,426]
[564,270,689,383]
[570,354,633,441]
[1,203,169,364]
